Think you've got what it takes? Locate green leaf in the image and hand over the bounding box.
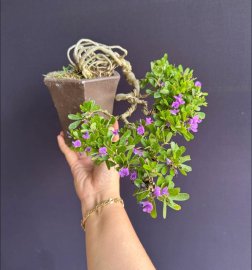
[169,188,180,196]
[197,112,206,119]
[68,114,82,120]
[133,189,150,202]
[180,164,192,172]
[157,176,165,186]
[168,201,181,211]
[165,132,172,143]
[163,200,167,219]
[154,92,161,98]
[69,120,82,130]
[150,198,157,218]
[179,155,191,163]
[171,193,190,201]
[160,89,169,94]
[161,166,168,175]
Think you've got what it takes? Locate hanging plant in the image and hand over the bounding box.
[45,39,208,218]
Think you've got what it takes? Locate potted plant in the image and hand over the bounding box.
[44,38,208,218]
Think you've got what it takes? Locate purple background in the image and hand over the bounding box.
[1,0,251,269]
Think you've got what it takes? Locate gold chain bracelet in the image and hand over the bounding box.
[81,197,124,231]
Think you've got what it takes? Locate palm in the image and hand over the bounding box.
[57,121,120,206]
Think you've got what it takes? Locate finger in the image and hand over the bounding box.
[57,133,79,167]
[112,120,120,142]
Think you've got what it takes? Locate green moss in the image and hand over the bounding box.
[44,65,84,80]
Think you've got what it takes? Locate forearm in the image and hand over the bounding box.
[84,203,156,270]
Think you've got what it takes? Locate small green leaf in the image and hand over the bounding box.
[197,112,206,119]
[150,198,157,218]
[171,193,190,201]
[161,166,168,175]
[133,189,150,202]
[154,92,161,98]
[68,114,82,120]
[69,120,82,130]
[163,200,167,219]
[160,89,169,94]
[168,201,181,211]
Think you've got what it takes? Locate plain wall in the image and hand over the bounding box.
[1,0,251,269]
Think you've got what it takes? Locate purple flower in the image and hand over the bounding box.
[145,117,153,125]
[171,94,185,111]
[99,147,107,156]
[82,131,90,139]
[133,148,144,156]
[174,94,185,105]
[85,146,91,152]
[195,81,202,88]
[153,186,161,197]
[137,125,145,135]
[171,100,180,109]
[140,201,153,213]
[188,115,202,133]
[72,140,81,148]
[166,158,172,165]
[161,187,169,196]
[83,119,89,124]
[170,109,179,115]
[130,171,137,181]
[119,167,130,177]
[112,129,119,135]
[66,131,72,139]
[160,81,165,87]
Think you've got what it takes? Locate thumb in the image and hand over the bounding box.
[57,132,79,167]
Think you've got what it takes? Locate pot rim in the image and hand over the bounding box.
[44,70,120,84]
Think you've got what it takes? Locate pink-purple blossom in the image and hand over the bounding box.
[85,146,91,152]
[119,167,130,177]
[137,125,145,135]
[153,186,169,197]
[133,148,143,156]
[140,201,153,213]
[112,129,119,135]
[171,94,185,115]
[166,158,172,165]
[188,115,202,133]
[72,140,81,148]
[172,94,185,109]
[66,131,72,138]
[145,117,153,125]
[174,94,185,105]
[153,186,161,197]
[170,109,179,115]
[171,100,181,109]
[195,81,202,88]
[82,131,90,139]
[130,171,137,181]
[160,81,165,87]
[99,147,107,156]
[161,187,169,196]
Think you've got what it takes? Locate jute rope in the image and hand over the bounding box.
[67,39,151,125]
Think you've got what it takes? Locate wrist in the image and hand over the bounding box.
[80,190,120,217]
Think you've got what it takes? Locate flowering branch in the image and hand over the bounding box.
[67,54,208,219]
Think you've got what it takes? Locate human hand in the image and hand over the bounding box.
[57,121,120,216]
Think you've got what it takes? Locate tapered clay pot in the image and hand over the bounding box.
[44,71,120,145]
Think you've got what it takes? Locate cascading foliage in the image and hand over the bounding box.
[67,53,208,218]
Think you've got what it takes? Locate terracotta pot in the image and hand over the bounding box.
[44,71,120,145]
